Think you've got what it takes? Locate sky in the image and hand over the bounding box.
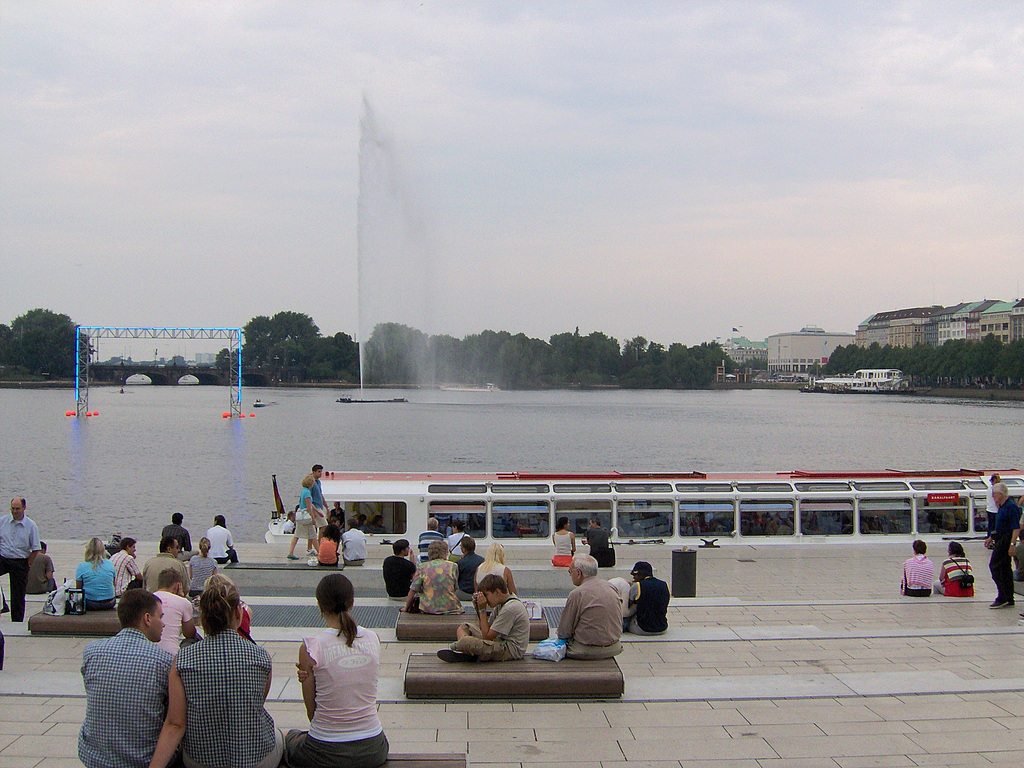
[2,1,1022,355]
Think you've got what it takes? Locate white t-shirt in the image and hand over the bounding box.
[156,590,194,655]
[342,529,367,561]
[305,627,382,742]
[205,526,233,559]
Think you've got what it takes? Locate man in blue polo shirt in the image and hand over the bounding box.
[625,561,670,635]
[0,497,42,622]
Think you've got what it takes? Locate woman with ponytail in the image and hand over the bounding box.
[284,573,389,768]
[148,575,283,768]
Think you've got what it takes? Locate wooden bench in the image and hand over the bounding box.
[396,611,549,642]
[382,755,466,767]
[28,610,121,636]
[404,653,623,699]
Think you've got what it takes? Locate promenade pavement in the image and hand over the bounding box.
[2,538,1024,766]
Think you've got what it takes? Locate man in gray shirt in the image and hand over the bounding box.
[438,574,530,662]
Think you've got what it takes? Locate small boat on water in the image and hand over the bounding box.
[802,369,915,394]
[266,468,1022,546]
[440,383,499,392]
[253,399,276,408]
[336,397,408,404]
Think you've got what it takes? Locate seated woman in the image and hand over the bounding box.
[285,573,389,767]
[475,543,517,596]
[934,541,975,597]
[187,537,218,598]
[551,516,576,567]
[404,541,464,615]
[901,539,934,597]
[75,537,117,611]
[318,523,342,566]
[206,514,238,565]
[148,575,283,768]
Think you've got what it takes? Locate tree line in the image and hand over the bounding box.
[825,336,1024,387]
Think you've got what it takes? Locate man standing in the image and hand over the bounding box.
[0,497,42,622]
[161,513,194,561]
[988,482,1021,609]
[418,517,445,563]
[310,464,327,518]
[556,554,623,659]
[585,517,615,568]
[142,536,190,593]
[79,589,173,768]
[624,561,669,635]
[382,539,418,600]
[438,574,530,663]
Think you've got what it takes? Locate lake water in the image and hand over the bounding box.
[2,386,1021,542]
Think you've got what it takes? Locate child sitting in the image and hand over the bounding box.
[317,523,342,567]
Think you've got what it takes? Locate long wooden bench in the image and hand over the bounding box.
[404,653,623,699]
[382,755,465,767]
[396,611,549,641]
[28,610,121,636]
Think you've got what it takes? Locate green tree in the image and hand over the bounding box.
[9,308,77,377]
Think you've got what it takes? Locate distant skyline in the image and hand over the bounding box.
[2,2,1022,350]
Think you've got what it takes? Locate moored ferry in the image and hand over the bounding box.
[803,368,913,394]
[267,469,1023,546]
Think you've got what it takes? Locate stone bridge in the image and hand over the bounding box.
[89,364,270,386]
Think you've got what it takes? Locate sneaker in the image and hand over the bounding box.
[286,555,299,560]
[436,649,476,663]
[990,599,1011,609]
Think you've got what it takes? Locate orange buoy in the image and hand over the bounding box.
[249,413,256,417]
[65,410,74,416]
[222,412,230,418]
[239,413,246,418]
[93,410,99,416]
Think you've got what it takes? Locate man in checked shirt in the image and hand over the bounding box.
[79,590,173,768]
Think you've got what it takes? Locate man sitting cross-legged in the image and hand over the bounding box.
[437,574,530,663]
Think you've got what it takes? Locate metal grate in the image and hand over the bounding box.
[249,604,400,629]
[543,607,561,627]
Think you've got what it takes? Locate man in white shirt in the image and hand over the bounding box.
[342,518,367,566]
[1,497,42,622]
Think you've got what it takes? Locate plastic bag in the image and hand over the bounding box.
[43,581,70,616]
[532,638,566,662]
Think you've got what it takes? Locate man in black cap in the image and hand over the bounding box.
[625,561,669,635]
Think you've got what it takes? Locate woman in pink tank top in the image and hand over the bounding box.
[284,574,389,767]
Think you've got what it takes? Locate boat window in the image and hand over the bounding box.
[735,483,793,493]
[491,501,550,539]
[615,483,673,494]
[553,484,611,493]
[427,484,487,494]
[909,481,964,491]
[794,482,851,493]
[852,481,909,492]
[343,501,407,536]
[858,498,912,534]
[964,480,986,490]
[971,498,988,534]
[490,483,550,494]
[616,500,673,539]
[428,501,486,540]
[799,499,854,535]
[739,499,795,536]
[554,500,612,535]
[916,496,968,535]
[676,483,733,493]
[679,500,735,536]
[1004,477,1024,488]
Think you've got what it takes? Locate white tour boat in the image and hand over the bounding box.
[266,468,1022,545]
[804,369,913,394]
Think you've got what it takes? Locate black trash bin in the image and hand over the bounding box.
[671,548,696,597]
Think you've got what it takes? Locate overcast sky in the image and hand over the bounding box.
[2,1,1022,353]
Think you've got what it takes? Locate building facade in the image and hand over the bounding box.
[767,326,855,374]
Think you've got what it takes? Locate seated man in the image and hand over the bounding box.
[341,517,367,566]
[142,536,191,593]
[624,561,669,635]
[109,537,143,596]
[418,517,445,562]
[438,574,530,663]
[454,536,484,600]
[556,554,623,659]
[154,569,199,655]
[161,512,194,561]
[78,590,173,768]
[382,539,418,600]
[585,517,615,568]
[25,540,56,594]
